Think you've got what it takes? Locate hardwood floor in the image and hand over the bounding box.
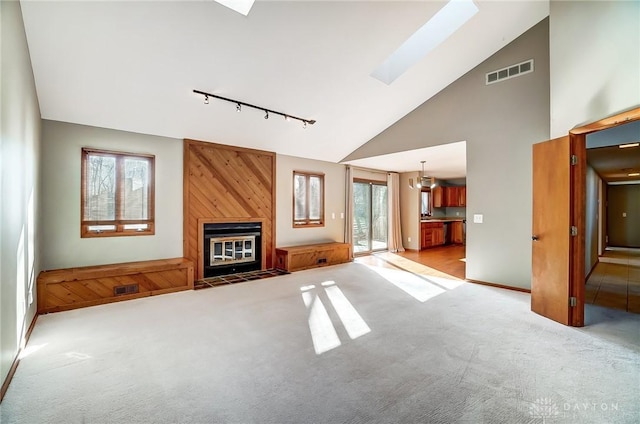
[586,247,640,314]
[355,245,466,281]
[394,245,466,280]
[359,245,640,316]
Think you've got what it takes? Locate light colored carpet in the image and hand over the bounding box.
[1,261,639,423]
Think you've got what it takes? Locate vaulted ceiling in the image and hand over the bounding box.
[20,0,549,173]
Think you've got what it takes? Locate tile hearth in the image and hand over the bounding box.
[194,268,289,289]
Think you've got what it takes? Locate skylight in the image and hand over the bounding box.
[214,0,255,16]
[371,0,479,85]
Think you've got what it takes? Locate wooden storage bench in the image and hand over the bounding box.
[275,242,351,272]
[37,258,194,314]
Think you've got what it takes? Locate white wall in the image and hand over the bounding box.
[1,0,41,392]
[550,0,640,137]
[343,19,550,289]
[40,120,183,270]
[276,154,345,247]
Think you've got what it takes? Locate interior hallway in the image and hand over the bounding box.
[586,247,640,314]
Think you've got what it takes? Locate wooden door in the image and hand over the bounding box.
[531,136,573,325]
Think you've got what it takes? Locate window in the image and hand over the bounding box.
[353,180,388,254]
[81,148,155,237]
[421,189,432,217]
[293,171,324,227]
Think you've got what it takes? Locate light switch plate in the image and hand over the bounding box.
[473,214,483,224]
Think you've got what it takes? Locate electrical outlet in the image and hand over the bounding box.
[408,237,412,243]
[473,214,483,224]
[622,212,627,218]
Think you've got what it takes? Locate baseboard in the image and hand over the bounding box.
[0,313,38,403]
[466,279,531,293]
[586,258,599,282]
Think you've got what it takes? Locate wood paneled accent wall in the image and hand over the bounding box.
[183,139,276,280]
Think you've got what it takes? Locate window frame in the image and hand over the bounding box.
[81,147,155,238]
[292,170,325,228]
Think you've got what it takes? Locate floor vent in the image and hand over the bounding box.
[486,59,534,85]
[114,283,139,296]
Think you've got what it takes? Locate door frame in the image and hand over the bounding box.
[567,106,640,326]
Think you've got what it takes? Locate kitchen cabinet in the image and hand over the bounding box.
[434,186,467,208]
[451,221,464,244]
[458,187,466,206]
[444,186,466,207]
[421,222,445,249]
[422,219,464,248]
[432,186,444,208]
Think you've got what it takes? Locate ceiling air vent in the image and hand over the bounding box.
[486,59,534,85]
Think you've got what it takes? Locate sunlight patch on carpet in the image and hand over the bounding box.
[365,264,446,302]
[301,281,371,354]
[18,343,47,360]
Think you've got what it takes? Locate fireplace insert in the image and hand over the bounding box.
[203,222,262,278]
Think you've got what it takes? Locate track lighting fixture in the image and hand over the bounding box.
[193,89,316,127]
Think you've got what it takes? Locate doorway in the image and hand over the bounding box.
[352,180,388,255]
[584,139,640,313]
[531,106,640,326]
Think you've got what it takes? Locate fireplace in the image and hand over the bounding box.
[203,222,262,278]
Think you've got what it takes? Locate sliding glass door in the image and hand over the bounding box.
[353,180,388,254]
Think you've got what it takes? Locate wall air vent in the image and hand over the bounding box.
[114,283,139,296]
[486,59,534,85]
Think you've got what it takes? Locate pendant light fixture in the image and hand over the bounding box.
[416,160,436,189]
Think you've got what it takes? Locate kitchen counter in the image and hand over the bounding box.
[421,217,465,222]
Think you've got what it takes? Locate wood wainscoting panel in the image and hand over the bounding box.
[183,139,276,280]
[37,258,194,313]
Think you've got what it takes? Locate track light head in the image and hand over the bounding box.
[285,115,291,122]
[236,103,241,112]
[204,95,209,105]
[303,121,307,129]
[264,111,269,119]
